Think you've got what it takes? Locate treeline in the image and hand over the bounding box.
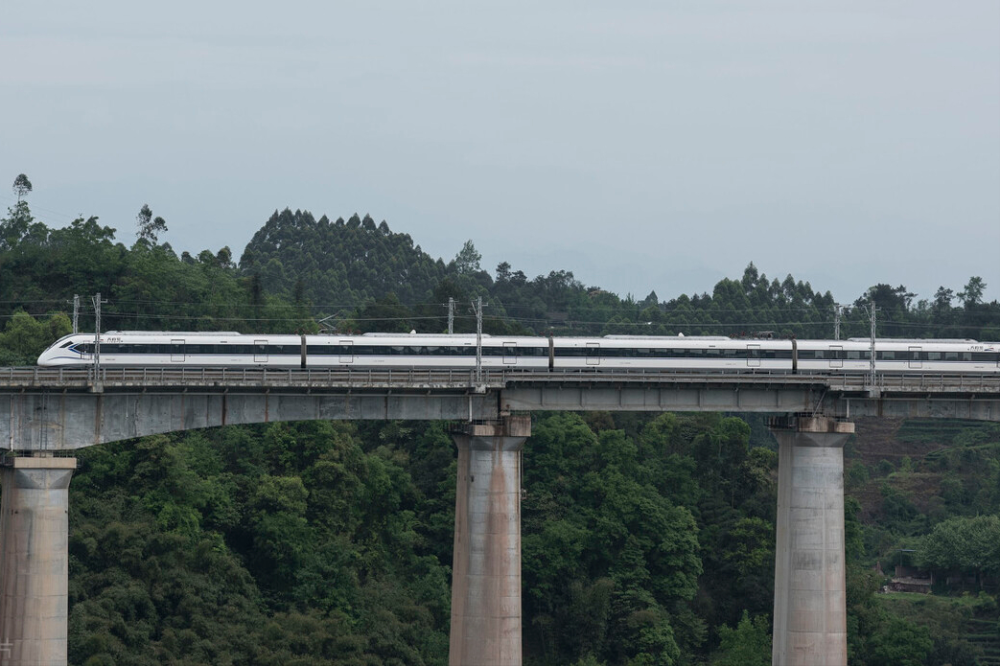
[3,200,998,365]
[241,209,999,342]
[0,205,315,364]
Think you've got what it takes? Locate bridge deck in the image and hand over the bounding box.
[0,367,998,394]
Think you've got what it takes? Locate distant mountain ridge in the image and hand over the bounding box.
[235,207,1000,341]
[239,209,449,308]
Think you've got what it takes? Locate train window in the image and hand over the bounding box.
[962,352,972,361]
[973,352,1000,362]
[927,352,941,360]
[944,352,958,361]
[846,351,861,360]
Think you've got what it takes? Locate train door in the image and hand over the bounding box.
[170,339,185,362]
[909,346,922,370]
[339,340,354,364]
[830,345,843,369]
[747,344,761,368]
[504,342,517,365]
[253,340,268,364]
[586,343,600,366]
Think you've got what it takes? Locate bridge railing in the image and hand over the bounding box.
[0,366,507,389]
[0,367,998,393]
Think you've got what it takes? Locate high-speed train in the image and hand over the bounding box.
[37,331,1000,374]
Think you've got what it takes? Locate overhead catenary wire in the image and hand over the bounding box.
[0,309,979,334]
[0,296,869,319]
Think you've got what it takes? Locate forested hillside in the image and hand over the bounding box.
[2,186,999,665]
[239,210,449,308]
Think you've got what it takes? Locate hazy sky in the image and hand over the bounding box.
[2,1,998,305]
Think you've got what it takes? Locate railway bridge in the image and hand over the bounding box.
[1,367,999,666]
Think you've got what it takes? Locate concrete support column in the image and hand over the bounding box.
[0,456,77,666]
[449,416,530,666]
[770,416,854,666]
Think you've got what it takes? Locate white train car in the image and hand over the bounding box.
[551,336,794,372]
[847,338,999,374]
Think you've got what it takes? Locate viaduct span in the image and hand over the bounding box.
[1,367,999,666]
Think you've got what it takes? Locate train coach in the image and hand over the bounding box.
[36,331,1000,374]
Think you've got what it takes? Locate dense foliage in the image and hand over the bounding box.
[2,182,999,664]
[239,210,449,309]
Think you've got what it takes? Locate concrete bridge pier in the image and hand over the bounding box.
[0,455,77,666]
[770,416,854,666]
[449,416,530,666]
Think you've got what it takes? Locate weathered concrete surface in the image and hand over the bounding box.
[502,387,1000,422]
[449,417,530,666]
[0,392,499,451]
[0,456,76,666]
[771,417,853,666]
